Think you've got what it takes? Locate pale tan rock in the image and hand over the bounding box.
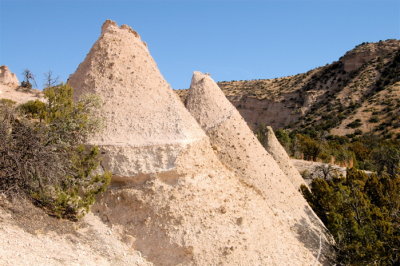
[68,20,334,265]
[0,198,151,266]
[0,65,19,87]
[186,71,334,263]
[264,126,306,189]
[0,66,43,104]
[0,84,43,104]
[68,20,206,177]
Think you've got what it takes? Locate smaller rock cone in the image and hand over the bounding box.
[264,126,306,189]
[0,65,19,88]
[186,71,334,264]
[0,65,42,104]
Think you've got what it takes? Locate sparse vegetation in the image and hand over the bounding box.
[301,168,399,265]
[346,119,362,129]
[0,83,110,220]
[20,69,35,90]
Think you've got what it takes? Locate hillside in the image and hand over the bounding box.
[177,39,400,139]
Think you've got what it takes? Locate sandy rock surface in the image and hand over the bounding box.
[0,84,43,104]
[69,20,334,265]
[3,20,335,266]
[0,197,151,266]
[186,71,334,264]
[0,65,19,87]
[68,20,206,177]
[0,66,43,104]
[264,126,306,189]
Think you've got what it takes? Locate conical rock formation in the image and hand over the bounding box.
[69,21,333,265]
[264,125,306,189]
[68,20,206,177]
[186,71,334,263]
[0,66,19,87]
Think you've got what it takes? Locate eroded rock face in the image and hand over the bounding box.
[0,66,19,87]
[186,71,334,264]
[340,40,400,72]
[68,20,206,177]
[264,126,306,189]
[69,21,333,265]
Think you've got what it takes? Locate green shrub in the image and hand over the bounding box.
[19,99,46,119]
[301,169,400,265]
[297,134,321,161]
[0,84,110,220]
[368,116,379,123]
[20,80,32,89]
[0,98,17,107]
[347,119,362,128]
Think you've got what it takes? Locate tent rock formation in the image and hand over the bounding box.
[68,20,206,178]
[0,65,19,87]
[186,71,333,263]
[68,20,334,265]
[264,125,306,189]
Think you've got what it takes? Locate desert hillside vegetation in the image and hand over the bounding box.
[177,39,400,140]
[0,84,110,220]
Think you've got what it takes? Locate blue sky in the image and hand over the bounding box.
[0,0,399,90]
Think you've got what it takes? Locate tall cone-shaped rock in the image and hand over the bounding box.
[69,21,333,265]
[186,71,333,263]
[68,20,205,177]
[264,125,306,189]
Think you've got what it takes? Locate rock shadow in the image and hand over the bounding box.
[293,206,336,265]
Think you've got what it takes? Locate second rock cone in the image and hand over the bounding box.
[186,71,334,264]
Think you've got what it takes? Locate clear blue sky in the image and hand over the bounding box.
[0,0,399,90]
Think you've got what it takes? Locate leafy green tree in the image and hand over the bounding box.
[371,143,400,176]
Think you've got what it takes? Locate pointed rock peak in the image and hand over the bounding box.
[68,21,206,176]
[101,19,140,39]
[188,71,236,131]
[264,126,306,189]
[101,19,118,33]
[186,71,332,262]
[0,65,19,88]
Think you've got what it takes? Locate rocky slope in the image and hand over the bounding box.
[0,197,151,265]
[177,39,400,138]
[0,65,43,104]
